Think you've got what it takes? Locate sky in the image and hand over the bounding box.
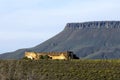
[0,0,120,53]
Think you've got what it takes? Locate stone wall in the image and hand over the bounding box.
[48,53,67,60]
[25,52,38,60]
[25,51,74,60]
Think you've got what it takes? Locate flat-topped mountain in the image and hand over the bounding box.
[1,21,120,59]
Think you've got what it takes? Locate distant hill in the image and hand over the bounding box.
[1,21,120,59]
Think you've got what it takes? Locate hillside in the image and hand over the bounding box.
[0,60,120,80]
[1,21,120,59]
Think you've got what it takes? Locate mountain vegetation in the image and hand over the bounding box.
[0,60,120,80]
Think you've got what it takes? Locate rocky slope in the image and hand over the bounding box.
[1,21,120,59]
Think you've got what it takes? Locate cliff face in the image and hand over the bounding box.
[1,21,120,59]
[65,21,120,29]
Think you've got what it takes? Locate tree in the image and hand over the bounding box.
[39,55,52,60]
[39,55,44,59]
[43,55,50,60]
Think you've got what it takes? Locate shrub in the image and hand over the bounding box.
[39,55,52,60]
[22,57,31,60]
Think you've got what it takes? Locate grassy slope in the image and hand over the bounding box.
[0,60,120,80]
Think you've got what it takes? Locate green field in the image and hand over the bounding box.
[0,59,120,80]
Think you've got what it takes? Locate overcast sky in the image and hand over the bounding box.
[0,0,120,53]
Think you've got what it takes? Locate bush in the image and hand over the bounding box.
[39,55,44,59]
[1,60,120,80]
[22,57,31,60]
[39,55,52,60]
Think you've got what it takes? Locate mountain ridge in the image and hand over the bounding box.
[65,21,120,29]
